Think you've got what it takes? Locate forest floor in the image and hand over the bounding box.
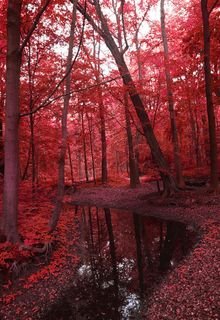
[0,179,220,319]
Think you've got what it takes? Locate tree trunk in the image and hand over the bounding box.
[81,110,89,182]
[49,1,77,232]
[201,0,219,191]
[160,0,185,189]
[99,90,108,184]
[21,139,31,180]
[187,93,201,167]
[124,92,140,187]
[68,144,74,185]
[121,63,176,194]
[30,112,36,191]
[2,0,22,242]
[27,41,37,192]
[86,113,96,184]
[78,149,83,180]
[96,42,108,184]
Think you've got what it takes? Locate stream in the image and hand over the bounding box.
[45,206,198,320]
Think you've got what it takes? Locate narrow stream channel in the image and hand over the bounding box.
[45,206,198,320]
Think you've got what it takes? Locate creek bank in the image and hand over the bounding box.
[0,183,219,319]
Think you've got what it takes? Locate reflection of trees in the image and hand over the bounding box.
[104,208,119,307]
[76,207,120,319]
[133,213,144,297]
[71,207,196,319]
[159,221,187,271]
[142,220,154,270]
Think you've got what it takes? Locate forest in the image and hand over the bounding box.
[0,0,219,319]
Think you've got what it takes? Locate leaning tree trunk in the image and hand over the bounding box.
[2,0,22,242]
[114,0,140,187]
[201,0,219,191]
[114,57,176,194]
[49,1,77,232]
[77,1,177,195]
[160,0,185,189]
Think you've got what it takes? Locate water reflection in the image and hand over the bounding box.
[45,207,197,320]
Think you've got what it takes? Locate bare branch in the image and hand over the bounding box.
[136,4,150,35]
[76,1,104,35]
[20,0,52,53]
[121,0,129,54]
[209,0,219,15]
[20,1,86,118]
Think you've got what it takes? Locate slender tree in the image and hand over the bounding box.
[49,1,77,232]
[201,0,219,191]
[98,86,108,184]
[82,40,108,184]
[124,92,140,187]
[95,41,108,184]
[160,0,185,188]
[86,112,96,183]
[81,109,89,182]
[27,41,37,191]
[113,0,140,187]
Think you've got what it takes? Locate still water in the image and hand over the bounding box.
[45,207,198,320]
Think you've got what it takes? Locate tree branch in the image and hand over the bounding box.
[20,1,86,118]
[20,0,52,53]
[136,5,150,37]
[209,0,219,15]
[121,0,129,54]
[76,1,104,36]
[20,76,121,117]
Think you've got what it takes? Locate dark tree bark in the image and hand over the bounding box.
[160,0,185,189]
[2,0,22,242]
[77,1,177,195]
[201,0,219,191]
